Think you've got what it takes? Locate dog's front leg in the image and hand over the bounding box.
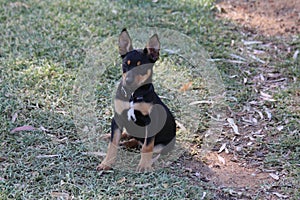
[97,119,121,170]
[137,136,154,172]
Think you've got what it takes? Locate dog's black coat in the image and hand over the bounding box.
[112,28,176,153]
[113,81,176,149]
[97,29,176,171]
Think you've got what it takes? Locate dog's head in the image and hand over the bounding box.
[118,29,160,90]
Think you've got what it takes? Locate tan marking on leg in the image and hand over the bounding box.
[96,129,121,170]
[137,137,154,172]
[114,99,130,115]
[133,102,153,115]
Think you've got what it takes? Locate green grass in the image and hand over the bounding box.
[0,0,217,199]
[0,0,299,199]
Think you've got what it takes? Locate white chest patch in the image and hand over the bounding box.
[127,101,136,122]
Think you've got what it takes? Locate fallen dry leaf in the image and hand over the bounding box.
[227,118,240,135]
[50,192,70,199]
[111,9,118,15]
[264,107,272,120]
[293,49,299,60]
[39,126,49,132]
[236,146,243,152]
[242,40,263,45]
[267,73,282,79]
[269,173,280,180]
[135,183,152,188]
[201,191,207,200]
[217,154,226,165]
[179,81,193,92]
[9,2,30,8]
[249,54,266,64]
[117,177,126,184]
[247,142,253,146]
[276,125,284,131]
[175,120,187,132]
[36,154,60,159]
[260,91,276,102]
[254,108,264,120]
[11,112,18,123]
[11,125,36,133]
[218,143,227,153]
[189,100,213,105]
[272,192,289,199]
[81,152,107,157]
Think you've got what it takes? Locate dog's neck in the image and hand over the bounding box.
[118,83,154,101]
[130,83,154,102]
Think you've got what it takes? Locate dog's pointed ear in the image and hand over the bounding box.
[119,28,133,56]
[145,34,160,62]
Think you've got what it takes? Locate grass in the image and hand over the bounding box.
[0,0,299,199]
[0,0,217,199]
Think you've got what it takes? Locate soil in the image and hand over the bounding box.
[180,151,274,199]
[216,0,300,36]
[179,1,299,199]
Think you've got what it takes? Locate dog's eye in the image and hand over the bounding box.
[137,61,141,66]
[127,60,131,65]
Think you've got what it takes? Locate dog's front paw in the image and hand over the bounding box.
[96,162,112,171]
[137,159,153,172]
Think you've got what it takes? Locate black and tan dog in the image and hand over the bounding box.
[97,29,176,172]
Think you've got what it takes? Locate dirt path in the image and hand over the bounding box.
[216,0,300,36]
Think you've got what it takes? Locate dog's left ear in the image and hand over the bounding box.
[145,34,160,62]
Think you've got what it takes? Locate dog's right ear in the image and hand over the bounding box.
[145,34,160,62]
[119,28,133,57]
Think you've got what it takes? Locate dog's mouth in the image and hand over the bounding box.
[122,82,137,92]
[122,73,136,90]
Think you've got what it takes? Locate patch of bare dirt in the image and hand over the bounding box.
[204,152,272,188]
[216,0,300,36]
[181,152,274,198]
[184,152,274,189]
